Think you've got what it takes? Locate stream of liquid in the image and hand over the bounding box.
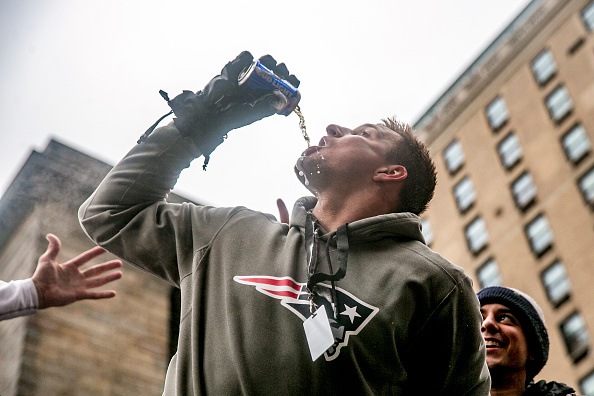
[293,105,310,147]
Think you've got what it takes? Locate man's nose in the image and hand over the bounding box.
[326,124,351,137]
[481,315,497,333]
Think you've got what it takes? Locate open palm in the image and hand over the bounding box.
[32,234,122,309]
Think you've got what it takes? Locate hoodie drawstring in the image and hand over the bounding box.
[305,212,349,318]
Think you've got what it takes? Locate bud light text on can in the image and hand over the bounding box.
[237,60,301,116]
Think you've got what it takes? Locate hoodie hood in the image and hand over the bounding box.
[290,196,426,245]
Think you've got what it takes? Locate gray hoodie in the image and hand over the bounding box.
[79,123,490,395]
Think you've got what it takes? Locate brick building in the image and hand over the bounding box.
[0,140,182,395]
[415,0,594,393]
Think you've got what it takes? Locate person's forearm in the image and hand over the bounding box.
[0,279,38,321]
[79,123,201,246]
[82,123,200,213]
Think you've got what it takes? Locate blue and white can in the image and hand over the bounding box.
[238,60,301,116]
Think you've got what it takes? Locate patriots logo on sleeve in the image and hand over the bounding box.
[233,275,379,361]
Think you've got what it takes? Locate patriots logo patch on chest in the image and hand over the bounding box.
[234,275,379,361]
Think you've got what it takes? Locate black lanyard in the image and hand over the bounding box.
[305,212,349,317]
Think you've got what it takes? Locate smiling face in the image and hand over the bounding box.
[294,123,402,194]
[480,303,531,375]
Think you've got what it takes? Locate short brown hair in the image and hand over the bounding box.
[381,117,437,215]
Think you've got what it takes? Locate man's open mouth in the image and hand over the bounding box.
[301,138,327,156]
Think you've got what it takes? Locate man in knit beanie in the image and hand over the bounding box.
[477,286,576,396]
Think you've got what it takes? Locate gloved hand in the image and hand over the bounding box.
[165,51,300,167]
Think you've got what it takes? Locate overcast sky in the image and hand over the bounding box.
[0,0,531,216]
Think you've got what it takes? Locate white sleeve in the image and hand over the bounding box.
[0,279,39,321]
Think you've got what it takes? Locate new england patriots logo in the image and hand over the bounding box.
[233,275,379,361]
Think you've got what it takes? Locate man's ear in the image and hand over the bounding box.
[373,165,407,182]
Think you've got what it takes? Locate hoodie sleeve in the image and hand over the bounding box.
[442,277,491,395]
[407,274,491,395]
[78,123,230,285]
[0,279,38,321]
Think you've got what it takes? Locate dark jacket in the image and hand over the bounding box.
[524,380,576,396]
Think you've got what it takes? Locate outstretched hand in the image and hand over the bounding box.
[31,234,123,309]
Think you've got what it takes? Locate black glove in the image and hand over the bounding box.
[164,51,300,168]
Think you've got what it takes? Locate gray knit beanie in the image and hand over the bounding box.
[477,286,549,381]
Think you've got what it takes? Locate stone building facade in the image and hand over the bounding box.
[0,139,180,395]
[415,0,594,393]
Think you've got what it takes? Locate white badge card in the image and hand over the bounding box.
[303,305,335,361]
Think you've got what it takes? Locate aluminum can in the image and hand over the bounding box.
[237,60,301,115]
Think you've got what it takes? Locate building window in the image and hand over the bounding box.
[443,139,465,175]
[568,37,585,55]
[511,171,537,211]
[560,311,590,362]
[562,123,591,164]
[486,96,509,131]
[531,49,557,86]
[497,132,523,170]
[578,167,594,207]
[580,370,594,396]
[477,258,502,288]
[525,214,553,256]
[545,85,573,123]
[421,217,434,246]
[453,176,476,213]
[541,260,571,307]
[465,216,489,254]
[582,1,594,31]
